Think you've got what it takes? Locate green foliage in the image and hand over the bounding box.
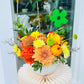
[55,56,67,64]
[17,17,20,24]
[13,21,18,26]
[25,28,32,36]
[66,25,72,32]
[25,2,29,8]
[32,61,42,72]
[13,17,32,37]
[13,17,23,29]
[54,27,65,37]
[54,25,72,37]
[56,56,67,64]
[45,15,49,22]
[59,56,67,63]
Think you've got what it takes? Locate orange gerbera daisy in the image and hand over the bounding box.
[32,45,55,67]
[51,44,62,56]
[22,36,35,47]
[20,46,35,65]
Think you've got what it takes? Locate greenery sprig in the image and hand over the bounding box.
[32,61,42,72]
[13,17,32,37]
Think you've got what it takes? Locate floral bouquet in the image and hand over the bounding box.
[13,9,77,74]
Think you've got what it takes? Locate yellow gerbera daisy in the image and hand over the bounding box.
[33,39,45,48]
[61,44,70,59]
[31,31,42,40]
[32,45,55,67]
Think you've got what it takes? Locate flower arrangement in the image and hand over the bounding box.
[13,30,71,72]
[13,9,77,73]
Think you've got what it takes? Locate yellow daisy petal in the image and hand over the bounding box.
[16,48,21,57]
[31,31,42,40]
[61,44,70,59]
[13,44,18,52]
[33,39,45,48]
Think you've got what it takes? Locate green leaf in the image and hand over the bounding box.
[32,3,36,11]
[17,17,20,24]
[18,24,23,28]
[19,30,25,36]
[32,64,38,68]
[29,29,32,34]
[26,28,28,35]
[13,29,19,31]
[25,2,29,8]
[21,26,25,32]
[66,25,72,32]
[54,27,65,37]
[34,67,39,71]
[45,15,49,22]
[13,21,18,26]
[62,58,67,63]
[32,61,42,72]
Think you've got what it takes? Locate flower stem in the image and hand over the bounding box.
[37,2,41,31]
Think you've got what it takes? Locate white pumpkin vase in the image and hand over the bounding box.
[28,63,58,75]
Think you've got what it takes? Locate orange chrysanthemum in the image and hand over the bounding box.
[32,45,55,67]
[22,36,35,47]
[20,46,35,65]
[51,44,62,56]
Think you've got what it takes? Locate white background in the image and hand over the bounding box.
[0,0,17,84]
[0,0,84,84]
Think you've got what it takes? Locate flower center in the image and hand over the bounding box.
[43,53,47,57]
[57,16,61,20]
[57,47,60,50]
